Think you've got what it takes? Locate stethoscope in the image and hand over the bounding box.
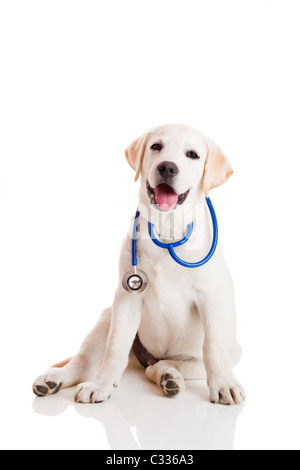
[122,197,218,295]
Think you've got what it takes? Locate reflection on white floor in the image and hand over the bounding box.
[32,365,244,450]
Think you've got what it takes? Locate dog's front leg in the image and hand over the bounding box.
[75,289,142,404]
[199,292,246,406]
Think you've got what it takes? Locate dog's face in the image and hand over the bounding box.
[125,124,233,213]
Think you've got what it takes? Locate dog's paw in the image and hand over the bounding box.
[32,369,65,397]
[160,368,185,398]
[208,373,246,406]
[74,379,115,404]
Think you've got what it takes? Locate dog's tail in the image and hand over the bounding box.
[51,357,72,368]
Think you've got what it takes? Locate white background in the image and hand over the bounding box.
[0,0,300,450]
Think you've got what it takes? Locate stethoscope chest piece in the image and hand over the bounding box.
[122,268,149,295]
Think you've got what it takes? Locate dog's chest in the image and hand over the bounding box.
[151,261,195,308]
[141,238,202,321]
[138,259,203,358]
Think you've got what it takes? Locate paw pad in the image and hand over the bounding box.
[160,373,180,397]
[33,385,49,397]
[33,382,62,397]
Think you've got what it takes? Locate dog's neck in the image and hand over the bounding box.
[138,204,206,244]
[146,207,191,241]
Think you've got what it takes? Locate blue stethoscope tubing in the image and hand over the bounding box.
[132,197,218,269]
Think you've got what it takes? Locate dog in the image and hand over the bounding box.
[33,124,245,405]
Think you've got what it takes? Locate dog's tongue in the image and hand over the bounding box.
[155,184,179,211]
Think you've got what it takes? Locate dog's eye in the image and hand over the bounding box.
[151,143,163,152]
[186,151,200,160]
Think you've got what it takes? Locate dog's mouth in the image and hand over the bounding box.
[147,181,190,211]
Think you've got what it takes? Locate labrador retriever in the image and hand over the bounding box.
[33,124,245,405]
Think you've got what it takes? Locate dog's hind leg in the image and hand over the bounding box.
[33,307,111,397]
[145,357,206,398]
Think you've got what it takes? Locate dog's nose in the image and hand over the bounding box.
[157,161,179,179]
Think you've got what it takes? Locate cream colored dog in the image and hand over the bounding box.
[33,124,245,405]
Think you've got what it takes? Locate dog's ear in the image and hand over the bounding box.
[125,132,152,182]
[203,138,234,195]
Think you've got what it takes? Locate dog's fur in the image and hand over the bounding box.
[33,124,245,405]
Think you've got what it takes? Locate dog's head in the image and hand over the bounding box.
[125,124,233,212]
